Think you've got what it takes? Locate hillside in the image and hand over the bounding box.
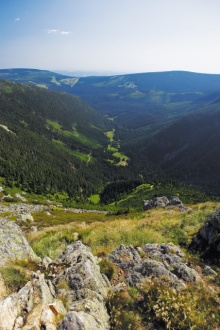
[0,80,139,200]
[142,104,220,194]
[2,69,220,200]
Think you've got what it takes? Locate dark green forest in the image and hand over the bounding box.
[1,69,220,208]
[0,80,164,204]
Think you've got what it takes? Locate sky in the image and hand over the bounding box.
[1,0,220,75]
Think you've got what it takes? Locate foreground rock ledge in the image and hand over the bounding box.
[0,241,110,330]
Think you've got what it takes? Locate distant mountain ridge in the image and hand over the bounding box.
[2,68,220,93]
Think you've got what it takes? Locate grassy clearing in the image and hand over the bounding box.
[26,202,219,258]
[47,120,102,149]
[60,78,79,87]
[51,76,61,86]
[112,151,129,162]
[88,194,100,204]
[53,139,93,162]
[105,130,115,141]
[105,129,129,165]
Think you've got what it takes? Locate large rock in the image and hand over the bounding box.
[52,241,110,330]
[107,243,201,290]
[143,196,189,211]
[0,271,66,330]
[0,218,41,266]
[0,239,111,330]
[189,208,220,264]
[143,196,169,210]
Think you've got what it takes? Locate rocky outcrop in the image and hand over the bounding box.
[0,240,111,330]
[0,271,66,330]
[52,241,110,330]
[16,214,34,223]
[0,218,41,266]
[15,193,27,203]
[189,208,220,265]
[143,196,169,210]
[143,196,189,211]
[107,243,201,290]
[0,203,47,216]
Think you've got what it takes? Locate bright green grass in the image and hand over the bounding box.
[88,194,100,204]
[105,129,129,164]
[105,130,114,141]
[47,120,102,148]
[107,145,118,152]
[112,151,129,161]
[53,140,93,162]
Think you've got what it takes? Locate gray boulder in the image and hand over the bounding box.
[0,240,111,330]
[189,208,220,264]
[143,196,189,211]
[107,244,141,270]
[0,271,66,330]
[16,213,34,222]
[0,218,41,266]
[107,243,201,291]
[143,196,169,211]
[53,241,110,330]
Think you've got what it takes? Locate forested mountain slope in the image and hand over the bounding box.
[0,80,127,198]
[2,69,220,198]
[142,105,220,193]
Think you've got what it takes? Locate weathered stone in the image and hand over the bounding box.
[59,312,86,330]
[172,263,201,282]
[53,241,110,330]
[143,196,169,211]
[189,208,220,264]
[142,199,155,211]
[54,241,110,298]
[0,218,41,266]
[108,243,200,291]
[107,244,141,270]
[203,265,217,276]
[0,203,47,216]
[169,196,182,205]
[143,196,189,212]
[42,256,53,269]
[15,193,27,203]
[17,213,34,222]
[0,272,65,330]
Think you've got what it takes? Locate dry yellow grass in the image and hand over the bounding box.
[26,201,219,258]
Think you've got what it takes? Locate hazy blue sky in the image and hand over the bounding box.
[1,0,220,74]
